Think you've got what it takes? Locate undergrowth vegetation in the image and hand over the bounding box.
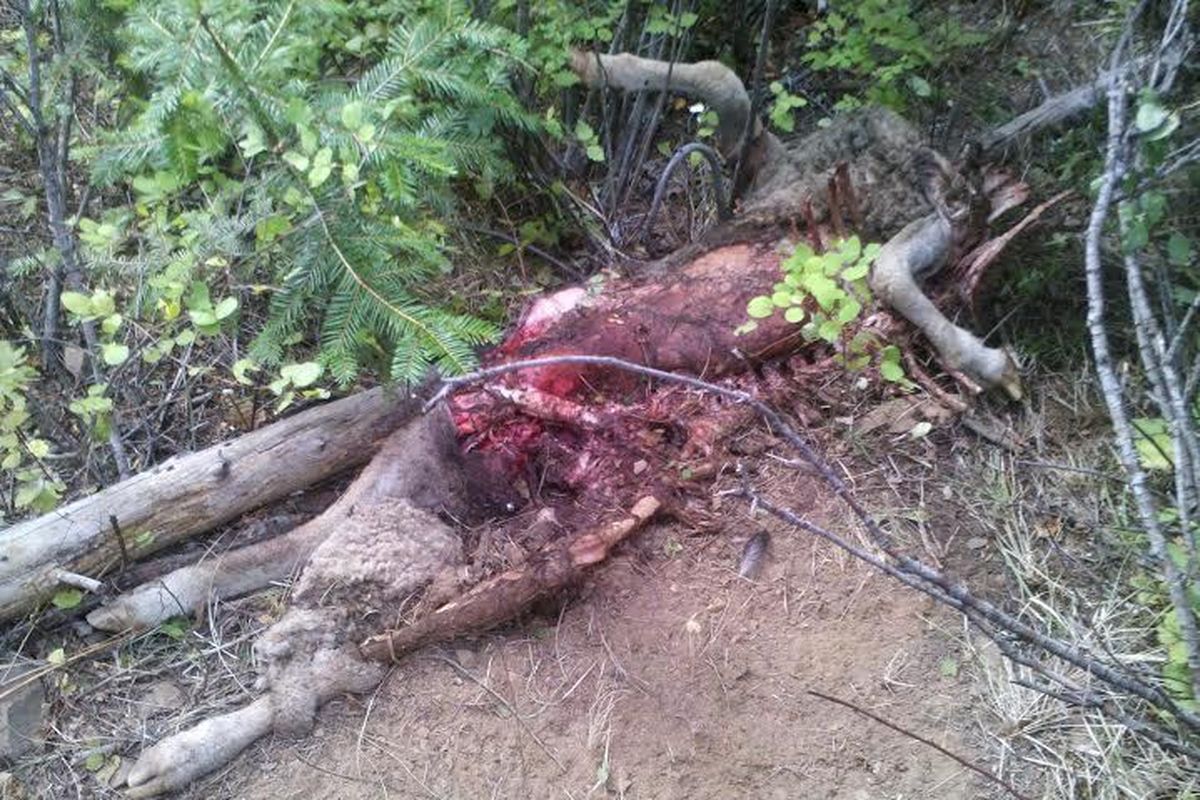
[2,1,1200,794]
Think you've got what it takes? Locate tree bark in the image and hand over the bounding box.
[0,387,421,624]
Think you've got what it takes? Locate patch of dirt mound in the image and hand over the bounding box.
[182,474,1006,800]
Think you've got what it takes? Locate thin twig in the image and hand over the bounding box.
[806,688,1031,800]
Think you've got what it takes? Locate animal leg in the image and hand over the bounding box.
[88,520,328,631]
[124,696,273,798]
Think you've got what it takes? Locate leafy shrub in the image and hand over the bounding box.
[87,0,542,384]
[802,0,987,110]
[740,236,908,385]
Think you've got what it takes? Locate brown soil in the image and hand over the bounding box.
[160,462,1008,800]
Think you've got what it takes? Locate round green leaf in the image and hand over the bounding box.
[61,292,93,316]
[281,361,323,388]
[101,314,123,335]
[341,101,364,130]
[232,358,259,385]
[213,297,238,321]
[1167,233,1193,266]
[91,291,116,317]
[1135,100,1169,132]
[880,360,905,382]
[283,151,310,172]
[51,588,84,609]
[747,296,776,319]
[784,306,806,324]
[101,343,130,366]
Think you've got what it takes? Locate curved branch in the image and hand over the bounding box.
[641,142,731,243]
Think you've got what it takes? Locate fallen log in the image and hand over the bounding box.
[0,387,422,624]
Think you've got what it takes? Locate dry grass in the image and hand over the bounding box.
[942,368,1200,799]
[5,584,281,797]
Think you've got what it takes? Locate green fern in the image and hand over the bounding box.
[87,0,535,384]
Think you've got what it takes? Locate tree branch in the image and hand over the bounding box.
[1082,0,1200,705]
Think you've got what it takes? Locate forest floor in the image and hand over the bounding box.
[14,375,1068,800]
[6,4,1178,799]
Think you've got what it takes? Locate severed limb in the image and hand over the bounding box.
[869,211,1022,399]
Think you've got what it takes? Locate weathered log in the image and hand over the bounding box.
[0,387,422,624]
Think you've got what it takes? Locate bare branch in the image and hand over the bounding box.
[806,689,1031,800]
[1083,2,1200,703]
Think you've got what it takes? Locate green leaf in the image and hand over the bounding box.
[61,292,93,317]
[747,296,776,319]
[772,290,793,308]
[836,297,862,323]
[239,122,268,158]
[158,619,188,640]
[280,361,323,388]
[341,101,364,130]
[85,752,105,772]
[299,125,318,155]
[213,297,239,321]
[101,343,130,366]
[842,262,870,280]
[585,144,605,162]
[233,358,258,385]
[282,151,310,172]
[51,589,84,610]
[101,314,123,336]
[308,148,334,188]
[784,307,806,324]
[1133,417,1173,470]
[1135,100,1169,132]
[1144,110,1180,142]
[27,438,50,459]
[880,360,905,382]
[817,318,842,342]
[91,291,117,317]
[839,235,862,262]
[188,309,217,328]
[1167,233,1193,266]
[907,75,932,97]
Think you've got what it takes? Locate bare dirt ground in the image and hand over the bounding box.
[142,446,1021,800]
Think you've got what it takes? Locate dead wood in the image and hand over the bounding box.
[0,387,422,624]
[359,496,661,662]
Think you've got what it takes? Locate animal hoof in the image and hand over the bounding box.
[123,732,214,797]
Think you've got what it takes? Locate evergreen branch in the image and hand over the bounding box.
[197,13,282,146]
[300,184,471,375]
[250,0,297,76]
